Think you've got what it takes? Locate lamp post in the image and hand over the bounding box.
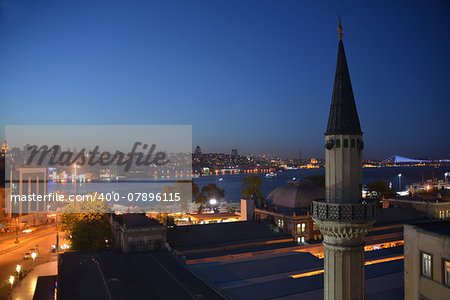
[16,265,21,281]
[9,275,14,299]
[14,218,19,244]
[398,174,402,190]
[445,172,448,184]
[209,198,217,212]
[31,252,37,267]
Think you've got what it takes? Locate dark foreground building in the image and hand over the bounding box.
[56,251,225,300]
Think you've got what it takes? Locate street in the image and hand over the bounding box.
[0,224,63,300]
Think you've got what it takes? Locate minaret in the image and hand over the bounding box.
[312,19,376,300]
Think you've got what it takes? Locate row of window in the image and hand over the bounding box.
[438,210,450,219]
[333,139,357,148]
[277,219,284,228]
[421,252,450,286]
[296,234,323,243]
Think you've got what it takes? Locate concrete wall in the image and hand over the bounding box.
[240,198,254,221]
[404,224,450,300]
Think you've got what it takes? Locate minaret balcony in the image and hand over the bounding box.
[312,199,376,222]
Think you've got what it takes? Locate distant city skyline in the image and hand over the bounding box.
[1,0,449,160]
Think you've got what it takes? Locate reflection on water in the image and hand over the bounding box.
[47,166,449,203]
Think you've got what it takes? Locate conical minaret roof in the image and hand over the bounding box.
[326,20,362,135]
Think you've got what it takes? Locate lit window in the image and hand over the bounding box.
[301,237,305,243]
[302,223,306,233]
[278,219,284,228]
[296,223,301,234]
[344,139,348,148]
[336,139,341,148]
[313,222,317,230]
[445,260,450,286]
[422,252,432,278]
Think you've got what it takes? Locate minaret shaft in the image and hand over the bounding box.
[325,134,362,203]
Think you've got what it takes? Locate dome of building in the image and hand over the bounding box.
[266,181,325,211]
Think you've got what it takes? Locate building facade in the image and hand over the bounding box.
[404,221,450,300]
[383,197,450,220]
[111,214,167,253]
[253,181,325,243]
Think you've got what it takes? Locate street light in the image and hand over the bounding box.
[9,275,14,297]
[398,174,402,190]
[445,172,449,183]
[14,218,19,244]
[31,252,37,267]
[16,265,21,280]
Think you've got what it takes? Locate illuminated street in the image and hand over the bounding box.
[0,224,65,300]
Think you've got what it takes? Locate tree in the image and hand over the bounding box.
[61,193,113,250]
[156,213,175,225]
[366,180,395,208]
[241,175,264,208]
[195,183,224,213]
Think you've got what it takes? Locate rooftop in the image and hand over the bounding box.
[411,220,450,237]
[57,251,225,300]
[167,220,290,251]
[113,213,161,228]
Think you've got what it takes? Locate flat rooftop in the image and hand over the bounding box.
[57,251,225,300]
[411,220,450,236]
[189,246,405,299]
[168,220,291,250]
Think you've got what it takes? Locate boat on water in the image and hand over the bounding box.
[265,172,278,178]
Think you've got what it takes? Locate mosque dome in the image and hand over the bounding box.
[265,180,325,212]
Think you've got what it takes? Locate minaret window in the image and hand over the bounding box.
[336,139,341,148]
[344,139,348,148]
[351,139,355,148]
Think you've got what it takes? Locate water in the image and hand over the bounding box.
[47,166,449,202]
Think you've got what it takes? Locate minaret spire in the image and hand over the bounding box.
[337,17,343,40]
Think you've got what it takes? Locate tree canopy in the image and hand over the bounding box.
[61,194,113,250]
[195,183,224,213]
[241,175,265,208]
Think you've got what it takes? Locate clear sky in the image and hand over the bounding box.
[1,0,449,160]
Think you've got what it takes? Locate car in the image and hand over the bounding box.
[24,252,31,259]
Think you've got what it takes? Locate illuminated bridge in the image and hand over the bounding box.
[381,155,430,164]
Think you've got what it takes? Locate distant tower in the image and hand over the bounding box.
[194,146,202,155]
[1,140,8,155]
[312,19,376,300]
[231,149,238,157]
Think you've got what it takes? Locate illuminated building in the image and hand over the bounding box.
[187,212,240,224]
[253,180,324,243]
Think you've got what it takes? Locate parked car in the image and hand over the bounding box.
[24,252,31,259]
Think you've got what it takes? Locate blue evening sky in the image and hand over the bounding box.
[0,0,449,159]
